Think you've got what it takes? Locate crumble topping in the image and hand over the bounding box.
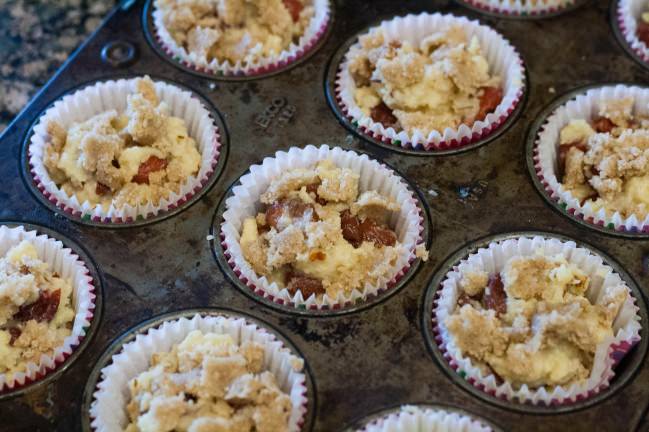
[43,76,201,210]
[0,241,75,376]
[157,0,315,65]
[240,159,415,300]
[125,330,295,432]
[557,97,649,219]
[445,253,628,388]
[348,26,502,135]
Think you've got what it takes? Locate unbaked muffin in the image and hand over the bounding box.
[157,0,315,65]
[43,76,201,210]
[445,252,628,388]
[239,159,408,300]
[348,25,502,135]
[558,97,649,219]
[0,240,75,376]
[124,330,294,432]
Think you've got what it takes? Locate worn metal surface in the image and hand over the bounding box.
[1,0,649,431]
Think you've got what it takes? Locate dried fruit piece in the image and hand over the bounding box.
[341,210,362,247]
[282,0,303,22]
[132,156,168,184]
[558,141,589,179]
[592,117,615,133]
[370,102,399,129]
[306,183,327,205]
[14,289,61,323]
[95,182,111,196]
[359,218,397,247]
[285,268,325,298]
[8,327,21,346]
[482,274,506,316]
[477,86,503,121]
[638,21,649,46]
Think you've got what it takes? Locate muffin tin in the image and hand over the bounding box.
[1,0,649,430]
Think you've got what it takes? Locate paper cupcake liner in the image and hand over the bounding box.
[432,235,642,406]
[152,0,331,77]
[458,0,578,17]
[28,77,222,224]
[334,13,525,152]
[357,405,494,432]
[532,85,649,233]
[220,145,427,311]
[0,225,96,393]
[617,0,649,63]
[89,313,308,432]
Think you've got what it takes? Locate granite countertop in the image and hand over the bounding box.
[0,0,119,133]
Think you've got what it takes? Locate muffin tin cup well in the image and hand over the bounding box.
[612,0,649,71]
[143,0,333,80]
[454,0,590,20]
[82,309,315,432]
[211,145,432,316]
[341,403,503,432]
[0,222,102,399]
[422,231,648,414]
[325,12,527,155]
[22,76,229,228]
[526,83,649,237]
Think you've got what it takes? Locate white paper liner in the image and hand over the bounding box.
[459,0,577,17]
[89,313,308,432]
[617,0,649,63]
[432,235,642,406]
[220,145,426,311]
[533,85,649,233]
[0,225,96,392]
[358,405,493,432]
[28,77,222,224]
[152,0,331,77]
[334,13,525,151]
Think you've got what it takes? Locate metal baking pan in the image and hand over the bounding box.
[1,0,649,430]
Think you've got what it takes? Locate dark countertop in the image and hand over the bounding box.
[0,0,118,133]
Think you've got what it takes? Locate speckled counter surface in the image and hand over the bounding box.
[0,0,118,133]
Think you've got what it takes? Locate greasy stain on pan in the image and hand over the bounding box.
[525,83,649,238]
[340,403,504,431]
[142,0,335,81]
[20,75,229,228]
[421,231,649,414]
[209,155,432,317]
[453,0,590,20]
[323,20,528,156]
[0,221,103,400]
[80,308,317,432]
[610,0,649,72]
